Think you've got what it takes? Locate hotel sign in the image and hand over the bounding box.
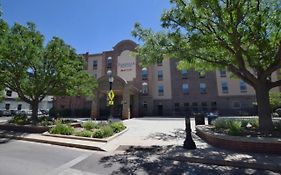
[117,50,136,81]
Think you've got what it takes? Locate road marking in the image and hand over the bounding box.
[46,154,91,175]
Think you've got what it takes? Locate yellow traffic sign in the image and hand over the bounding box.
[108,90,115,101]
[108,100,114,105]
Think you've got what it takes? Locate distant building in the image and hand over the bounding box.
[0,88,53,114]
[54,40,280,119]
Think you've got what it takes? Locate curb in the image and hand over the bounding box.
[1,134,106,152]
[169,156,281,173]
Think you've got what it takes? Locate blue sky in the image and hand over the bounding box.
[1,0,171,54]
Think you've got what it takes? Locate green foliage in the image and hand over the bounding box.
[248,118,259,128]
[49,122,74,135]
[110,122,126,133]
[92,129,104,138]
[269,92,281,110]
[0,21,97,120]
[81,121,98,130]
[213,118,229,129]
[9,115,29,125]
[38,116,53,126]
[132,0,281,131]
[92,126,114,138]
[273,121,281,131]
[74,130,93,137]
[227,120,242,136]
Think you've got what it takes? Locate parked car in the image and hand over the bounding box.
[2,110,12,116]
[20,109,32,116]
[206,112,219,125]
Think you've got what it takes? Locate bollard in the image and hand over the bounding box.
[183,116,196,149]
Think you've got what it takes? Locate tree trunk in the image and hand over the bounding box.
[255,84,273,131]
[31,101,39,123]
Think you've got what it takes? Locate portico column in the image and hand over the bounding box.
[122,86,130,119]
[91,91,99,119]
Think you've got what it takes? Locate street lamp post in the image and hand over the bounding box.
[183,115,196,149]
[107,70,114,120]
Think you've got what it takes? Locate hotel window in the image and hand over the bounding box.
[143,101,148,110]
[201,102,208,112]
[233,101,241,109]
[6,90,12,97]
[157,70,163,81]
[158,85,164,96]
[142,68,148,80]
[220,69,227,77]
[240,81,247,93]
[157,59,163,66]
[211,101,217,111]
[182,83,189,94]
[107,57,112,69]
[174,103,180,112]
[200,83,207,94]
[192,102,198,112]
[5,103,10,110]
[221,81,229,93]
[184,103,190,112]
[181,70,188,79]
[93,60,98,69]
[199,72,205,78]
[142,82,148,95]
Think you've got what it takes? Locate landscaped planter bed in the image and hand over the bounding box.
[196,125,281,154]
[43,127,128,142]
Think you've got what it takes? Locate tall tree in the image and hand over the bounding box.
[0,20,97,121]
[132,0,281,131]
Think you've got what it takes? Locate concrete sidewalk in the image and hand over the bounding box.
[1,118,280,172]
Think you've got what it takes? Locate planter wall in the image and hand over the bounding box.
[196,126,281,154]
[0,124,49,133]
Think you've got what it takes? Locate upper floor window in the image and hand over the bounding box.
[107,57,112,69]
[158,85,164,96]
[93,60,98,69]
[157,70,163,81]
[142,82,148,95]
[6,90,12,97]
[157,59,163,66]
[221,81,229,94]
[220,69,227,77]
[181,70,188,79]
[182,83,189,94]
[142,68,148,80]
[199,72,205,78]
[240,80,247,93]
[200,83,207,94]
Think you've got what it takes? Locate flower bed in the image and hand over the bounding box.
[47,120,127,141]
[0,115,78,133]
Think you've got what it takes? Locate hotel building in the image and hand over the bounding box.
[54,40,279,119]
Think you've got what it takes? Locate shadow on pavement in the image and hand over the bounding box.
[145,128,185,141]
[0,130,28,144]
[99,146,277,175]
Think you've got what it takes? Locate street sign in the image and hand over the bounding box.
[108,90,115,101]
[108,100,114,105]
[107,90,115,106]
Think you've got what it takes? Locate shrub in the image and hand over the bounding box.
[110,122,126,133]
[248,118,259,128]
[227,120,242,136]
[274,121,281,131]
[213,118,229,129]
[92,129,104,138]
[82,121,98,130]
[74,130,93,137]
[49,123,74,135]
[92,126,114,138]
[9,115,29,125]
[101,126,114,137]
